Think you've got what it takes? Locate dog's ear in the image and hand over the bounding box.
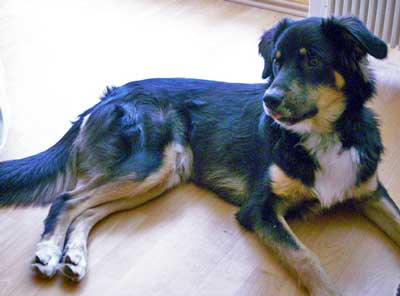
[259,18,293,79]
[322,16,387,60]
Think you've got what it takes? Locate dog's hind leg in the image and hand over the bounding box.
[32,143,193,279]
[31,177,106,279]
[358,182,400,246]
[32,96,192,279]
[59,193,166,282]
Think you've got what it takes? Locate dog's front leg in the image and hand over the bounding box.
[256,215,339,296]
[237,199,339,296]
[358,182,400,246]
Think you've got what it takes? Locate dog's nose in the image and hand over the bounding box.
[263,93,283,110]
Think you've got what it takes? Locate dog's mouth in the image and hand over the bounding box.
[263,104,318,126]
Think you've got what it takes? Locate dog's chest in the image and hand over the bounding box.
[304,135,360,208]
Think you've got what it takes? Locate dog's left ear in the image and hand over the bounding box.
[322,16,388,60]
[259,18,293,79]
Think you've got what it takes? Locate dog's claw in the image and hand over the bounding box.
[32,262,57,279]
[59,247,87,282]
[59,263,86,282]
[33,253,50,265]
[64,253,82,265]
[62,264,79,281]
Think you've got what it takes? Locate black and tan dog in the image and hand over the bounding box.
[1,16,399,295]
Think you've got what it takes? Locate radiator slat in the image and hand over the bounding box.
[335,0,343,16]
[390,0,400,48]
[343,0,352,15]
[383,0,395,43]
[366,0,377,30]
[374,0,386,37]
[359,0,369,23]
[328,0,336,16]
[351,0,360,15]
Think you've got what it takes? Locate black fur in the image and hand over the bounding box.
[0,119,81,206]
[43,193,71,236]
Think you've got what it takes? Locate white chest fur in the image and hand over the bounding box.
[303,134,360,208]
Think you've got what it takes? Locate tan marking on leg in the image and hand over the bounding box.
[68,143,192,210]
[359,185,400,246]
[270,164,316,201]
[350,174,378,199]
[255,216,339,296]
[275,50,282,59]
[67,174,108,197]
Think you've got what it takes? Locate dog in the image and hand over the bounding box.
[0,16,398,296]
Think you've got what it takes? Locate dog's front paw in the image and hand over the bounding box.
[235,203,256,230]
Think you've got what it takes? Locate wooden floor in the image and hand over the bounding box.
[1,0,400,295]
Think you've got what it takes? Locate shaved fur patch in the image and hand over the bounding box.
[80,114,91,131]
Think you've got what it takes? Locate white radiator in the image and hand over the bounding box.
[310,0,400,48]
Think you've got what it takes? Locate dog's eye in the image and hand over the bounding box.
[308,57,320,67]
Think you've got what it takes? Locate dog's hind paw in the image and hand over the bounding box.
[59,247,87,282]
[59,263,87,282]
[31,242,62,279]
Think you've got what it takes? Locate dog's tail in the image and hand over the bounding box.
[0,118,83,207]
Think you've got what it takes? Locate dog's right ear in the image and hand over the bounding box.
[259,18,293,79]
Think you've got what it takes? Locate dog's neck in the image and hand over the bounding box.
[300,132,339,153]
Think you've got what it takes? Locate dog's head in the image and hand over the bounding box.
[259,17,387,133]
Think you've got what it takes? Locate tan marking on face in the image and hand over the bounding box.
[270,164,316,201]
[308,86,346,133]
[350,174,378,199]
[275,50,282,59]
[299,47,307,55]
[334,71,345,89]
